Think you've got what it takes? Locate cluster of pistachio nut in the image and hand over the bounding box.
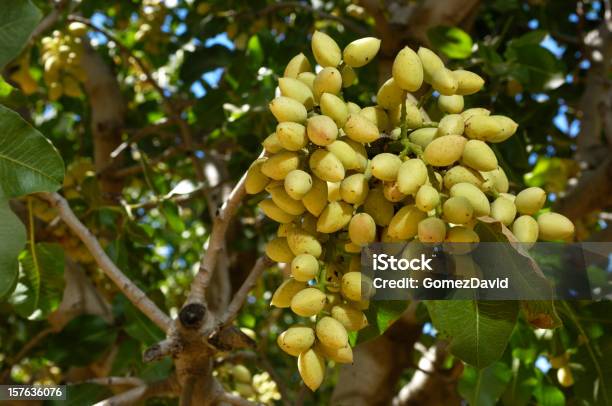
[245,32,575,391]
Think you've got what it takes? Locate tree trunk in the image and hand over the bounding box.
[80,44,125,200]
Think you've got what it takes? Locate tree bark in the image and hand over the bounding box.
[80,43,125,200]
[555,18,612,223]
[392,342,463,406]
[331,305,421,405]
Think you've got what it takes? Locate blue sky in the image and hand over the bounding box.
[190,33,235,98]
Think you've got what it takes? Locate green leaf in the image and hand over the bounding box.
[355,300,409,344]
[475,218,554,301]
[427,26,473,59]
[0,200,26,299]
[505,44,564,91]
[524,157,575,193]
[507,30,549,47]
[45,315,117,367]
[0,105,64,198]
[0,0,41,69]
[111,338,142,376]
[247,35,264,68]
[501,363,538,406]
[459,362,512,405]
[139,357,173,382]
[180,44,233,84]
[533,385,565,406]
[563,302,611,406]
[119,295,165,345]
[426,300,518,368]
[11,242,64,318]
[161,200,185,233]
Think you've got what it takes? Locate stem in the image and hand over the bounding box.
[39,192,171,331]
[561,301,609,405]
[400,91,408,140]
[26,197,40,277]
[417,88,434,109]
[218,257,273,327]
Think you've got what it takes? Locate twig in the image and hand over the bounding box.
[29,0,70,40]
[126,182,214,211]
[143,335,183,363]
[93,385,148,406]
[258,353,292,406]
[91,376,178,405]
[186,150,267,304]
[39,192,171,331]
[218,257,272,327]
[295,383,307,406]
[99,121,174,171]
[110,145,184,178]
[66,15,168,106]
[67,15,211,201]
[0,327,53,381]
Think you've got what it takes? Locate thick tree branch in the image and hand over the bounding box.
[143,335,183,363]
[392,342,462,406]
[79,43,125,198]
[555,157,612,222]
[180,376,196,406]
[39,192,171,331]
[555,16,612,221]
[331,304,422,405]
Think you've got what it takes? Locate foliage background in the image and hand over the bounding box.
[0,0,610,405]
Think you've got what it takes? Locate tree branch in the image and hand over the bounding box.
[186,150,266,305]
[80,42,125,198]
[39,192,171,332]
[67,14,211,206]
[331,303,422,404]
[93,385,148,406]
[392,342,462,406]
[143,334,183,363]
[218,256,273,327]
[30,1,66,39]
[555,156,612,222]
[77,377,145,387]
[180,376,195,406]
